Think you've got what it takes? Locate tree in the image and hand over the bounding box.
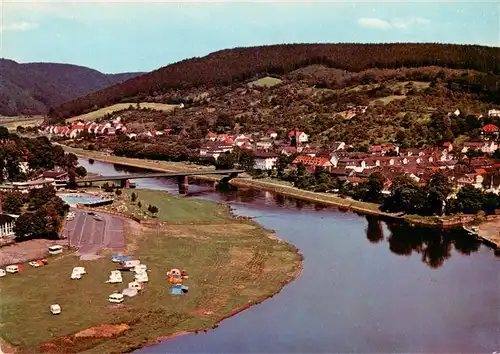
[382,175,425,214]
[366,173,385,203]
[147,205,158,216]
[75,166,87,178]
[293,163,314,190]
[482,192,500,214]
[115,189,122,196]
[424,172,453,216]
[276,153,297,177]
[2,192,24,214]
[215,152,236,170]
[236,149,255,171]
[28,185,56,210]
[492,149,500,159]
[0,126,9,139]
[13,212,46,240]
[131,192,137,202]
[138,201,142,209]
[455,185,485,214]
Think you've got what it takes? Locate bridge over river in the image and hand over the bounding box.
[77,169,244,193]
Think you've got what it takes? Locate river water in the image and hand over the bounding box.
[79,158,500,353]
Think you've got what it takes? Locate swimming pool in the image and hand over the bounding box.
[59,194,113,206]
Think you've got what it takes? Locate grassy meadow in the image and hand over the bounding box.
[0,116,44,131]
[67,103,178,122]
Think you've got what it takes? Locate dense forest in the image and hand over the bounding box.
[49,43,500,120]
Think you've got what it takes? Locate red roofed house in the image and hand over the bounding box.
[265,130,278,139]
[292,155,333,172]
[442,142,453,152]
[288,128,308,145]
[482,124,499,140]
[206,131,217,141]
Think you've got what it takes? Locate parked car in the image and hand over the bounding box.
[94,215,103,221]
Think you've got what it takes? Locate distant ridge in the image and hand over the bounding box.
[0,59,144,116]
[48,43,500,119]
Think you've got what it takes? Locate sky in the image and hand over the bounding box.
[1,0,499,73]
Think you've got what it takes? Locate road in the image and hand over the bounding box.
[62,209,125,259]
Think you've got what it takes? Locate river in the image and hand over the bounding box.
[79,158,500,353]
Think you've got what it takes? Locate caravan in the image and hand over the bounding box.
[50,304,61,315]
[108,293,124,303]
[0,269,6,277]
[120,260,140,270]
[48,245,63,255]
[6,265,20,273]
[134,272,149,283]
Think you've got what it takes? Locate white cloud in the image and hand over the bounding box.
[357,16,430,30]
[392,17,430,29]
[3,21,39,31]
[357,18,392,29]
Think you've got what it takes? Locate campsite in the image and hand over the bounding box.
[0,190,301,353]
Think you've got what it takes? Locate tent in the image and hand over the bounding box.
[122,288,138,297]
[169,284,189,295]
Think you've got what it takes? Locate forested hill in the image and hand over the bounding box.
[49,43,500,120]
[0,59,143,116]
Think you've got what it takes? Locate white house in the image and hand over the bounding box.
[255,140,273,151]
[253,151,279,170]
[265,130,278,139]
[0,214,17,239]
[488,109,500,117]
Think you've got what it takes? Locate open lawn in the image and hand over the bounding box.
[0,191,301,353]
[248,76,283,88]
[67,103,178,122]
[370,95,407,106]
[121,189,232,223]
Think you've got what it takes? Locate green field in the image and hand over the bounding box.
[248,76,283,88]
[0,116,44,131]
[0,190,300,353]
[67,103,178,122]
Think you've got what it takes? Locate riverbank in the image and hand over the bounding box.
[64,146,495,231]
[0,190,302,353]
[62,146,404,220]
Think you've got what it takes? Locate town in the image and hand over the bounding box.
[39,106,500,218]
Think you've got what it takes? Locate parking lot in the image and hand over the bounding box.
[63,209,125,259]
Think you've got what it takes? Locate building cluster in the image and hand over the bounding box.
[200,123,500,193]
[44,117,176,141]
